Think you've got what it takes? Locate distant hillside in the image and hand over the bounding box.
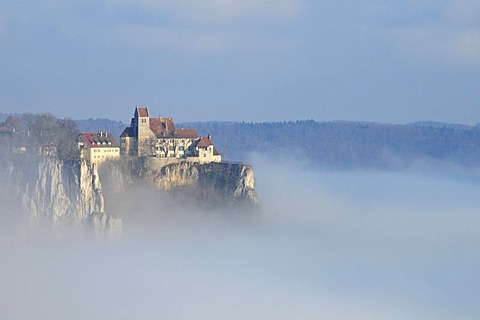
[4,112,480,169]
[75,118,127,138]
[1,114,127,139]
[180,120,480,169]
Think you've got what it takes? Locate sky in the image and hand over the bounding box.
[1,0,479,124]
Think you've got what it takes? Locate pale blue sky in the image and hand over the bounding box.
[1,0,479,123]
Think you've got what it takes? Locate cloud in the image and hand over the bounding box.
[113,25,232,54]
[452,29,480,63]
[444,0,480,26]
[95,0,306,54]
[0,12,3,31]
[99,0,305,55]
[0,0,305,56]
[355,1,480,67]
[2,155,480,319]
[109,24,282,55]
[387,26,480,66]
[105,0,305,24]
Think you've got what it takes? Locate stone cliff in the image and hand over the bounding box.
[0,155,121,235]
[99,157,259,210]
[0,155,258,235]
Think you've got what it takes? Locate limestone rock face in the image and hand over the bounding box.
[1,156,121,235]
[100,158,259,208]
[1,154,257,235]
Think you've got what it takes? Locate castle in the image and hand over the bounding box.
[119,107,221,163]
[77,131,120,165]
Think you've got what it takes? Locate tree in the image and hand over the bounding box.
[56,118,80,160]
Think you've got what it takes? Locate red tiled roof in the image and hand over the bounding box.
[0,126,15,133]
[149,118,176,138]
[78,132,119,148]
[135,107,149,118]
[123,107,202,141]
[175,129,197,139]
[197,136,213,148]
[213,147,221,156]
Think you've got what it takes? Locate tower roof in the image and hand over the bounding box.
[120,127,134,138]
[135,106,149,117]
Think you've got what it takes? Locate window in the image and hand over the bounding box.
[179,146,184,151]
[170,154,175,157]
[203,154,206,157]
[169,146,174,151]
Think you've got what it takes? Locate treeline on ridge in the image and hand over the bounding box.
[3,112,480,169]
[0,113,79,160]
[181,120,480,169]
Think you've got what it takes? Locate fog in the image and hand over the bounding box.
[2,155,480,319]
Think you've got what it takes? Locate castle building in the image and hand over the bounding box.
[0,116,16,138]
[0,126,15,138]
[120,107,221,163]
[78,131,120,165]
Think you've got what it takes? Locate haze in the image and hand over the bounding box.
[1,1,480,319]
[1,155,480,319]
[1,0,480,123]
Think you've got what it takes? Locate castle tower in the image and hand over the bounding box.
[120,105,221,161]
[134,106,154,156]
[134,106,150,137]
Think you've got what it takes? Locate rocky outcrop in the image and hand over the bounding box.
[0,155,121,236]
[0,154,258,235]
[100,158,259,209]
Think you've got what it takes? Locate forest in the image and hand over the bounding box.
[182,120,480,169]
[2,113,479,169]
[0,113,79,160]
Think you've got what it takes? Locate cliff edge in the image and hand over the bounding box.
[0,155,259,235]
[0,155,121,236]
[99,158,259,212]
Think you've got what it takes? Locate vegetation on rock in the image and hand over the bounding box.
[1,113,80,160]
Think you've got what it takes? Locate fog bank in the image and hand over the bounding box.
[1,154,480,319]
